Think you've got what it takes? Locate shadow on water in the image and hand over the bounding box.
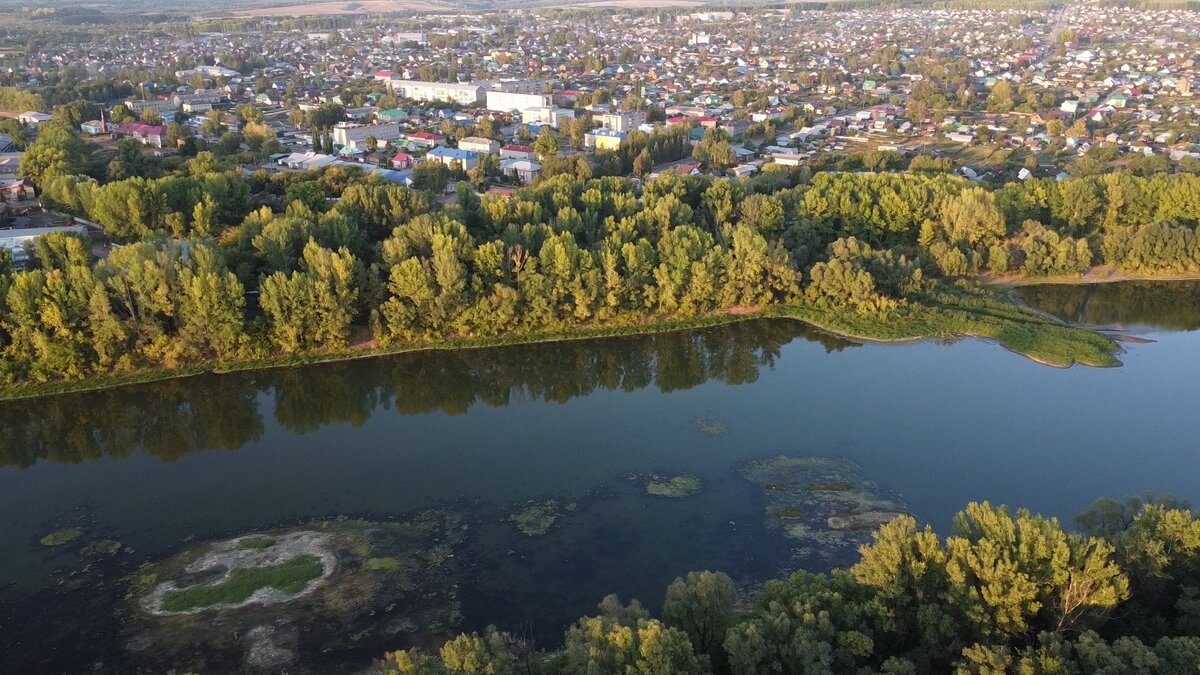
[1018,281,1200,332]
[0,319,855,470]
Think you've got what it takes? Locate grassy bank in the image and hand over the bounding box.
[0,285,1120,401]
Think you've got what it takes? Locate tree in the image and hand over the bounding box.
[987,80,1014,113]
[693,127,736,169]
[19,122,87,185]
[285,180,327,213]
[533,128,559,161]
[177,241,245,358]
[412,161,451,193]
[739,194,785,235]
[564,595,703,675]
[662,571,735,663]
[0,118,29,149]
[110,104,133,123]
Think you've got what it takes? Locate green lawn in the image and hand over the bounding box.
[159,554,324,612]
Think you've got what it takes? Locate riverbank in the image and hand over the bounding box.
[981,265,1200,288]
[0,286,1120,401]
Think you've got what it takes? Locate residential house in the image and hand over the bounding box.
[425,146,480,171]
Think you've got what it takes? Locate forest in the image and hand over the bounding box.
[379,498,1200,674]
[9,121,1200,393]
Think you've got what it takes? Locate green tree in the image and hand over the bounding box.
[19,122,87,185]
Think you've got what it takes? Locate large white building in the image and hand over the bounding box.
[387,79,485,106]
[522,107,575,129]
[486,91,552,113]
[332,122,402,148]
[457,137,500,155]
[125,99,179,114]
[600,111,645,133]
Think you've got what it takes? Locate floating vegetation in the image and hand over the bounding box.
[122,512,470,674]
[691,413,728,437]
[808,481,852,492]
[646,474,702,498]
[508,499,575,536]
[624,472,703,498]
[364,557,402,572]
[741,455,907,567]
[39,527,83,547]
[80,539,123,557]
[769,506,804,519]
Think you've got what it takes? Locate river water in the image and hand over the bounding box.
[1,282,1198,672]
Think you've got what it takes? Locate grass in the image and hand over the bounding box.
[0,282,1122,402]
[771,285,1120,368]
[159,554,323,612]
[39,527,83,547]
[237,536,276,551]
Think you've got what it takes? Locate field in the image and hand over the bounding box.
[231,0,452,16]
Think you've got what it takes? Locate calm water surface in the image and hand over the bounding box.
[2,282,1199,672]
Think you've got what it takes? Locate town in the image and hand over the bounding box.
[2,2,1200,232]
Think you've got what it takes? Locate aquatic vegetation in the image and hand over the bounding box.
[509,499,575,536]
[122,513,470,673]
[238,536,276,550]
[81,539,123,557]
[741,455,907,566]
[769,506,804,519]
[364,557,401,572]
[145,531,336,615]
[39,527,83,547]
[645,474,702,498]
[808,481,851,492]
[691,414,728,437]
[160,555,324,613]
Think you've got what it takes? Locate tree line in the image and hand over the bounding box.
[8,123,1200,388]
[380,498,1200,674]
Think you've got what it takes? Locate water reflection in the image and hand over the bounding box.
[0,321,854,469]
[1019,281,1200,332]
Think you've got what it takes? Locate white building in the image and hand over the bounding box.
[126,99,179,114]
[458,137,500,155]
[486,91,552,113]
[600,111,645,133]
[522,107,575,128]
[331,122,402,148]
[16,111,51,125]
[175,65,240,79]
[387,80,485,106]
[1,225,89,266]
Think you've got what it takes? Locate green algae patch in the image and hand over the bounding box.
[645,474,702,498]
[81,539,123,557]
[160,555,323,613]
[364,557,401,572]
[509,499,575,536]
[39,527,83,547]
[741,455,907,566]
[237,536,276,550]
[691,414,728,437]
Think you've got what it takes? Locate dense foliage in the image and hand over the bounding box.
[381,499,1200,675]
[9,123,1200,388]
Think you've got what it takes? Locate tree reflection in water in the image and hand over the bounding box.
[0,320,855,469]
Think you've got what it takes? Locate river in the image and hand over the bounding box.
[1,282,1198,672]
